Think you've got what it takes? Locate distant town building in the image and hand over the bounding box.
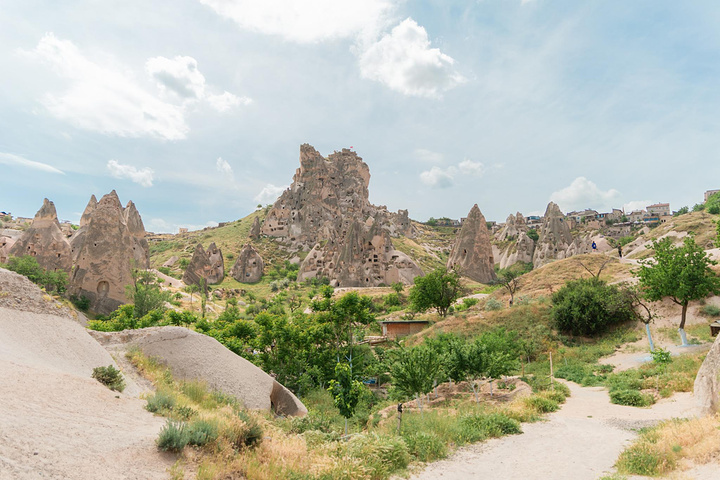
[178,227,188,234]
[705,189,720,202]
[627,210,645,223]
[646,203,670,216]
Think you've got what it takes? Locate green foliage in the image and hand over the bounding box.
[3,255,68,293]
[706,192,720,214]
[343,433,410,478]
[146,390,177,413]
[126,269,171,318]
[390,345,444,401]
[651,347,672,368]
[327,362,364,420]
[552,277,634,335]
[157,420,189,452]
[391,282,404,294]
[526,229,539,241]
[233,411,264,448]
[701,304,720,317]
[458,412,522,442]
[178,257,190,270]
[485,297,503,311]
[186,418,219,447]
[408,267,464,317]
[70,294,91,311]
[91,365,126,392]
[402,431,447,462]
[609,389,655,407]
[522,395,559,413]
[673,206,689,216]
[158,266,171,275]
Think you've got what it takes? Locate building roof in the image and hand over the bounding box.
[378,320,430,325]
[647,203,669,208]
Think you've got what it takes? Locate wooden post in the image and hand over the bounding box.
[549,351,554,388]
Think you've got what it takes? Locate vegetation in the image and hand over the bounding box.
[409,267,464,317]
[2,255,67,293]
[126,269,172,318]
[91,365,126,392]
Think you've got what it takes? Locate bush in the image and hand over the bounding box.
[344,433,410,478]
[146,390,177,413]
[609,389,655,407]
[91,365,126,392]
[523,395,560,413]
[458,413,522,442]
[701,304,720,317]
[403,431,447,462]
[552,277,634,336]
[186,419,219,447]
[3,255,68,293]
[157,420,189,452]
[222,411,263,450]
[485,298,503,311]
[70,295,91,311]
[463,297,479,308]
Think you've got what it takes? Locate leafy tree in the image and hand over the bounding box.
[328,362,364,434]
[693,203,705,212]
[408,268,464,317]
[126,269,171,318]
[673,206,689,216]
[707,192,720,215]
[425,333,468,386]
[620,215,629,223]
[466,329,520,400]
[636,237,720,345]
[390,345,443,411]
[3,255,67,293]
[497,267,521,305]
[552,277,634,335]
[391,282,404,294]
[526,229,539,242]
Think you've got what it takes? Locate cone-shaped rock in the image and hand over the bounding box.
[9,198,72,272]
[123,201,150,269]
[532,202,573,268]
[230,244,264,283]
[446,204,496,283]
[249,216,261,240]
[80,195,97,227]
[182,242,225,286]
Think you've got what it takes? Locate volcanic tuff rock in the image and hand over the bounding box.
[182,242,225,286]
[230,244,264,283]
[493,212,535,269]
[532,202,574,268]
[68,191,150,315]
[446,204,496,283]
[261,144,422,286]
[694,333,720,415]
[496,212,527,242]
[9,198,72,272]
[249,216,261,240]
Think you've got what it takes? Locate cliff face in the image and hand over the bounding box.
[182,242,225,286]
[493,212,535,270]
[262,144,422,286]
[446,204,496,283]
[9,198,72,272]
[230,244,264,283]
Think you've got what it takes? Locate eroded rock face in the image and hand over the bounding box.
[532,202,574,268]
[493,212,535,270]
[249,216,261,240]
[182,242,225,286]
[9,198,72,272]
[694,333,720,414]
[261,144,423,286]
[446,204,496,283]
[230,244,264,283]
[68,191,149,315]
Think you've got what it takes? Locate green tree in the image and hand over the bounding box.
[126,269,171,318]
[408,268,464,317]
[3,255,67,293]
[327,362,364,435]
[497,267,521,305]
[390,345,443,411]
[673,206,689,216]
[526,229,539,242]
[636,237,720,345]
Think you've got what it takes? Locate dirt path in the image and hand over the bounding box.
[408,381,699,480]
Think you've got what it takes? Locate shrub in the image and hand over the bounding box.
[344,433,410,478]
[223,411,263,450]
[458,413,522,442]
[146,390,177,413]
[157,420,189,452]
[552,277,634,335]
[609,389,655,407]
[463,297,479,308]
[485,298,503,311]
[701,304,720,317]
[186,419,219,447]
[91,365,126,392]
[523,395,560,413]
[403,431,447,462]
[70,295,91,311]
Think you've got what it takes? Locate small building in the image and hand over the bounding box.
[178,227,188,234]
[378,320,430,339]
[646,203,670,216]
[627,210,646,223]
[705,190,720,202]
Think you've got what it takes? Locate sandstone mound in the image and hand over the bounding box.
[249,216,261,239]
[182,242,225,286]
[231,243,264,283]
[9,198,72,272]
[90,326,308,417]
[694,333,720,415]
[447,204,496,283]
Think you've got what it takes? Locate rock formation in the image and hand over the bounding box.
[68,191,149,315]
[532,202,574,268]
[446,204,496,283]
[249,216,261,240]
[162,255,179,268]
[261,144,422,286]
[9,198,72,272]
[230,244,264,283]
[694,332,720,415]
[493,212,535,270]
[496,212,527,242]
[182,242,225,286]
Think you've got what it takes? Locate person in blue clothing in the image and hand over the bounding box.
[591,240,597,252]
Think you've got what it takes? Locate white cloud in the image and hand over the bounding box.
[414,148,444,164]
[148,217,218,234]
[254,183,287,204]
[420,158,485,188]
[146,55,206,100]
[107,159,155,187]
[550,177,622,212]
[198,0,394,43]
[207,91,252,112]
[358,18,466,97]
[216,157,233,176]
[623,200,652,213]
[22,33,188,140]
[0,152,64,174]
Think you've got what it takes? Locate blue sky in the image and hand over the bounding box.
[1,0,719,232]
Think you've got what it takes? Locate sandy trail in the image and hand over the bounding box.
[409,381,699,480]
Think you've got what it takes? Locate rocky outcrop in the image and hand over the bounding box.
[182,242,225,286]
[694,333,720,415]
[9,198,72,272]
[261,144,422,286]
[68,191,149,315]
[532,202,574,268]
[493,212,535,270]
[230,244,264,283]
[446,204,496,283]
[249,216,261,240]
[162,255,179,268]
[496,212,527,242]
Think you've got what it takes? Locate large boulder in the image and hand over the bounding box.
[447,204,496,283]
[89,326,307,416]
[694,333,720,415]
[230,244,264,283]
[182,242,225,286]
[9,198,72,272]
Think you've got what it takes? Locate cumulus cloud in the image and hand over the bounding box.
[358,18,466,97]
[254,183,287,204]
[148,217,218,234]
[198,0,394,43]
[0,152,64,174]
[146,55,207,100]
[419,158,485,188]
[207,92,252,112]
[107,159,155,187]
[623,200,652,213]
[216,157,233,176]
[414,148,444,164]
[22,33,188,140]
[549,177,622,212]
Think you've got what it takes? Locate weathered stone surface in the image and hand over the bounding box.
[493,212,536,270]
[447,204,496,283]
[496,212,527,242]
[9,198,72,272]
[249,216,261,240]
[532,202,574,268]
[162,255,179,268]
[79,195,97,227]
[230,244,264,283]
[261,144,422,286]
[182,242,225,286]
[694,332,720,415]
[68,191,149,315]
